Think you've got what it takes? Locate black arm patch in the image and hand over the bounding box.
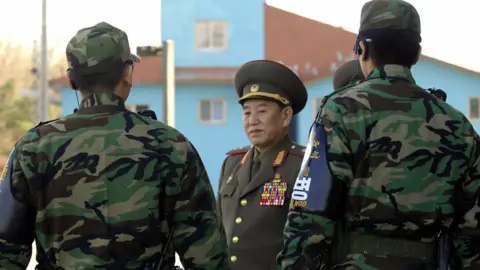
[0,147,35,244]
[290,122,345,218]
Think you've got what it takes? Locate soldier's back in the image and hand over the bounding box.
[19,108,201,269]
[327,73,476,268]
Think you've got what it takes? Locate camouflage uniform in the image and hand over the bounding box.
[277,1,480,269]
[0,22,229,269]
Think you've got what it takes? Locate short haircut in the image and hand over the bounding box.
[360,30,421,68]
[70,62,129,91]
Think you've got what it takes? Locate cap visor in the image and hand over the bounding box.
[131,53,140,63]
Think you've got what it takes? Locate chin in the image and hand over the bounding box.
[248,137,265,146]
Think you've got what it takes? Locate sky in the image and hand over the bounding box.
[1,0,479,72]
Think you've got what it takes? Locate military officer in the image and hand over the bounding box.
[332,59,365,90]
[217,60,308,270]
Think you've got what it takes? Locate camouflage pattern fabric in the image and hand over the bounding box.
[277,65,480,269]
[359,0,421,33]
[0,93,229,269]
[66,21,140,75]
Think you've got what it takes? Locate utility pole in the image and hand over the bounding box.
[39,0,49,121]
[162,40,175,127]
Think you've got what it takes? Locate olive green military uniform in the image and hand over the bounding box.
[217,60,308,270]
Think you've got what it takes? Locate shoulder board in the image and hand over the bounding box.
[289,144,306,157]
[32,118,59,129]
[322,81,360,109]
[226,145,252,156]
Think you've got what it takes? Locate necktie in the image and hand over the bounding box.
[250,158,261,180]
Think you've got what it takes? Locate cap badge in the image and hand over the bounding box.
[250,84,259,92]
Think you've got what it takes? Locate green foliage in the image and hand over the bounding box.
[0,79,34,156]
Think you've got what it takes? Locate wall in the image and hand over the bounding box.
[296,79,334,145]
[161,0,264,67]
[175,84,249,191]
[297,58,480,143]
[59,59,480,192]
[413,58,480,131]
[60,84,249,192]
[60,85,163,118]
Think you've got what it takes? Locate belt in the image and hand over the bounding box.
[348,233,436,260]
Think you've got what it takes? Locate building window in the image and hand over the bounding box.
[469,97,480,120]
[127,104,151,112]
[195,20,228,50]
[312,97,324,118]
[198,99,226,124]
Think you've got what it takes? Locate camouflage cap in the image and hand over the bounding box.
[359,0,421,34]
[66,22,140,75]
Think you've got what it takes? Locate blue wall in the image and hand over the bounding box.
[60,84,249,192]
[297,58,480,143]
[413,58,480,131]
[59,58,480,193]
[175,84,249,191]
[61,85,164,119]
[161,0,264,67]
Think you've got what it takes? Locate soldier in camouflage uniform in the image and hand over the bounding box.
[217,60,307,270]
[0,22,229,269]
[332,60,364,90]
[277,1,480,269]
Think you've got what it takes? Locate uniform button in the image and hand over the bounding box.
[230,255,237,262]
[240,199,247,206]
[235,217,242,224]
[232,236,239,243]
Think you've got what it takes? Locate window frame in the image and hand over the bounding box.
[126,104,151,112]
[198,99,227,124]
[194,20,228,51]
[468,96,480,120]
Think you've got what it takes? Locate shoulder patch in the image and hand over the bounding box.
[226,145,251,156]
[289,144,306,157]
[0,147,15,183]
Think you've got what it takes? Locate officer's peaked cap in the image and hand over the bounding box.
[234,60,308,115]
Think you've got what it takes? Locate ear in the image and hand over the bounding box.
[359,41,367,61]
[282,106,293,128]
[413,45,422,65]
[122,65,133,85]
[66,71,77,90]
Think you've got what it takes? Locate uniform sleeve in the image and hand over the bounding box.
[452,131,480,269]
[0,145,35,270]
[216,159,228,227]
[277,98,354,269]
[172,141,229,269]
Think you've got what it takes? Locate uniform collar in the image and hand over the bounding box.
[367,64,416,84]
[77,92,126,114]
[254,135,292,164]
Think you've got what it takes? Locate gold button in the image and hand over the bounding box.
[240,199,247,206]
[232,236,239,243]
[230,255,237,262]
[235,217,242,224]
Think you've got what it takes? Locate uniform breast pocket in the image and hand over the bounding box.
[219,182,236,197]
[219,182,237,214]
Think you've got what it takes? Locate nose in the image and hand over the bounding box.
[248,112,260,126]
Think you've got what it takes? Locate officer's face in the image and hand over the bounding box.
[242,99,291,150]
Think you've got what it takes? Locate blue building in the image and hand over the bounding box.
[51,2,480,191]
